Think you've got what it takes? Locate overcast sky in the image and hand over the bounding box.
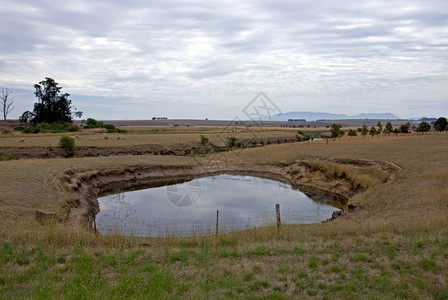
[1,0,447,120]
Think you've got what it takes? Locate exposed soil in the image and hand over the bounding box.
[62,158,399,227]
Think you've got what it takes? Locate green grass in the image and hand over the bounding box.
[1,231,447,298]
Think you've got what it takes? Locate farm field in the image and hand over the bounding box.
[0,125,447,299]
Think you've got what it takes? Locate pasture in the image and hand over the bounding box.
[0,124,447,299]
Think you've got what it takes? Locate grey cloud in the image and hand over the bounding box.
[1,0,447,120]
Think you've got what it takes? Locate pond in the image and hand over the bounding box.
[95,174,342,237]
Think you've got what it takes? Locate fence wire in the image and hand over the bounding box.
[95,206,337,237]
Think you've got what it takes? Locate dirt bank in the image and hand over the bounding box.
[61,158,399,227]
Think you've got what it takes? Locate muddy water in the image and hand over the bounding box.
[96,174,342,237]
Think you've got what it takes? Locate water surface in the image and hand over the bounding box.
[96,174,340,236]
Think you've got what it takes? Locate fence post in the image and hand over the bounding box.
[216,210,219,235]
[276,204,281,231]
[93,217,98,236]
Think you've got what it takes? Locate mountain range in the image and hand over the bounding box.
[268,111,400,121]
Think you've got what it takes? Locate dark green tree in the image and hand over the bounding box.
[433,117,447,132]
[376,122,383,135]
[400,123,410,134]
[361,123,369,136]
[384,121,393,134]
[348,129,357,137]
[20,77,82,124]
[416,121,431,134]
[369,126,377,137]
[330,124,342,139]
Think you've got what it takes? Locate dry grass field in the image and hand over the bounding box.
[0,126,300,148]
[0,126,447,299]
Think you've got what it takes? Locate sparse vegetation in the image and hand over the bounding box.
[227,136,238,148]
[200,135,209,145]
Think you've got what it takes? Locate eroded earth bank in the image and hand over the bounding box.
[62,158,400,227]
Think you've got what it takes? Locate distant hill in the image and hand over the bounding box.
[269,111,400,121]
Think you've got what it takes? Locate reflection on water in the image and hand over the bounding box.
[96,174,340,237]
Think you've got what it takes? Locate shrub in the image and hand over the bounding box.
[227,136,238,148]
[13,126,26,131]
[84,118,104,129]
[0,155,18,161]
[200,135,209,145]
[22,126,39,134]
[103,124,116,133]
[36,121,73,133]
[84,118,124,133]
[348,129,357,137]
[68,124,81,132]
[59,136,76,157]
[114,128,127,133]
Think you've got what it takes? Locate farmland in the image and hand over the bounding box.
[0,122,447,299]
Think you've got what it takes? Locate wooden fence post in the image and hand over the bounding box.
[276,204,281,231]
[216,210,219,235]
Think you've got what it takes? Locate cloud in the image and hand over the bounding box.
[1,0,447,119]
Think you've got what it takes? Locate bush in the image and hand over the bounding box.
[103,124,116,133]
[84,118,104,129]
[114,128,127,133]
[227,136,238,148]
[348,129,357,137]
[68,124,81,132]
[0,155,18,161]
[59,136,76,157]
[200,135,209,145]
[13,126,26,131]
[84,118,124,133]
[37,121,75,133]
[22,126,39,134]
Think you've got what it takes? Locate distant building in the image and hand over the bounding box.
[152,117,168,120]
[288,119,306,122]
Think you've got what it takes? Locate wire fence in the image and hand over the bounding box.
[95,205,337,237]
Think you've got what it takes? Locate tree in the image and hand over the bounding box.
[369,126,377,138]
[0,88,14,120]
[416,121,431,134]
[400,123,410,134]
[376,122,383,135]
[330,124,341,139]
[361,123,369,137]
[384,121,393,134]
[21,77,82,124]
[348,129,357,137]
[433,117,447,132]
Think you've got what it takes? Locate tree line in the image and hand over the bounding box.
[329,118,447,139]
